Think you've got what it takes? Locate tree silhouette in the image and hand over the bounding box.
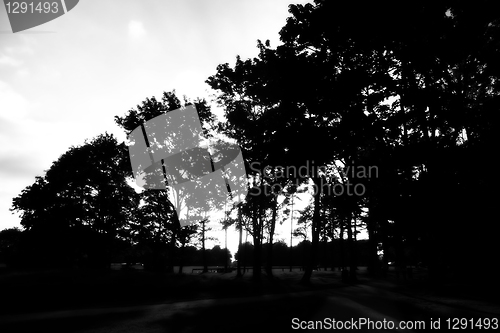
[114,91,221,271]
[11,133,138,267]
[0,227,22,267]
[208,0,499,284]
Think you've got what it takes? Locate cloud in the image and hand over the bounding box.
[0,84,28,122]
[4,42,33,56]
[0,154,43,179]
[16,68,30,77]
[0,38,34,68]
[0,54,23,67]
[0,80,30,121]
[128,20,146,38]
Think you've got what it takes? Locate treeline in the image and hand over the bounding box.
[0,227,377,272]
[235,240,377,269]
[0,225,234,272]
[6,0,499,286]
[205,0,499,284]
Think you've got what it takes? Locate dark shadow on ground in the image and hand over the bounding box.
[155,293,328,333]
[0,309,147,333]
[1,267,499,333]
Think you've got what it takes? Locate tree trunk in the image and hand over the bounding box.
[243,230,248,274]
[323,238,328,271]
[322,206,328,271]
[236,205,243,278]
[346,214,357,282]
[166,228,176,273]
[366,195,379,276]
[265,196,277,277]
[252,203,262,281]
[339,219,345,271]
[178,244,184,274]
[330,208,336,271]
[301,177,322,284]
[330,233,336,271]
[202,219,208,273]
[289,193,294,272]
[224,227,228,273]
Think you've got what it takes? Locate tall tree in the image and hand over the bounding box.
[114,91,218,271]
[11,133,139,267]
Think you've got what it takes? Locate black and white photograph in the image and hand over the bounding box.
[1,1,499,332]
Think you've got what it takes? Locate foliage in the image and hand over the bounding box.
[10,133,139,267]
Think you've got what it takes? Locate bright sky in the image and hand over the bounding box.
[0,0,313,256]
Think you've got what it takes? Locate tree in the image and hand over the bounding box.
[177,224,198,273]
[133,189,177,271]
[0,227,22,267]
[11,133,139,267]
[114,91,219,272]
[197,217,216,273]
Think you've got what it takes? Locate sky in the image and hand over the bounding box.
[0,0,313,256]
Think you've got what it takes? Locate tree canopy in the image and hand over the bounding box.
[11,133,139,267]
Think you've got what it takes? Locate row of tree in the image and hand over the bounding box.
[235,239,381,269]
[205,0,498,283]
[0,226,233,272]
[8,1,498,284]
[0,223,386,274]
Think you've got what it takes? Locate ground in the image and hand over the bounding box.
[0,267,498,332]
